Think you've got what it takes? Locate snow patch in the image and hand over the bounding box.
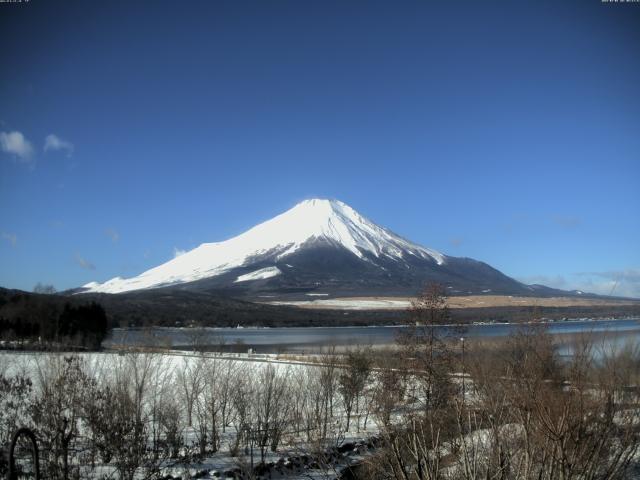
[269,298,412,310]
[234,266,281,283]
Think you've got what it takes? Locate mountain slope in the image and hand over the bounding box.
[80,199,533,297]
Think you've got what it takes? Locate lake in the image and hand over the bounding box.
[105,318,640,353]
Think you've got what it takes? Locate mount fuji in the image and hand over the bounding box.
[80,199,538,298]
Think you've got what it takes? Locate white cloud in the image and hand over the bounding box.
[1,232,17,247]
[0,131,34,161]
[173,247,187,258]
[75,253,96,270]
[105,228,119,243]
[44,134,74,156]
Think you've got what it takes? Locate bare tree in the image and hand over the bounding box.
[33,282,57,294]
[448,326,640,480]
[31,355,96,480]
[254,364,292,460]
[0,372,33,476]
[372,366,405,429]
[399,283,457,412]
[338,348,372,432]
[230,365,254,457]
[156,395,183,459]
[176,356,204,427]
[218,356,237,433]
[202,357,223,453]
[84,379,147,480]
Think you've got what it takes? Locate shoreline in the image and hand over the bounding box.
[111,315,640,332]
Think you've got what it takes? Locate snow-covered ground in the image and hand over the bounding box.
[0,350,383,479]
[4,347,637,479]
[267,298,412,310]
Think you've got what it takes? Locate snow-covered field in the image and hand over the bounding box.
[3,342,638,479]
[0,350,383,479]
[267,298,412,310]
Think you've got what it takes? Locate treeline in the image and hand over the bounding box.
[79,287,640,329]
[3,285,639,335]
[80,288,408,328]
[0,289,108,349]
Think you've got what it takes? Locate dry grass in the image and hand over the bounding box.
[275,295,640,310]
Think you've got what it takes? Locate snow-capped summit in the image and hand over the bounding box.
[81,198,528,297]
[243,198,445,264]
[81,199,443,294]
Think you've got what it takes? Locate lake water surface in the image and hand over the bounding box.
[105,318,640,353]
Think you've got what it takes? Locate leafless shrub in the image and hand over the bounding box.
[31,355,96,479]
[338,348,372,432]
[361,287,640,480]
[176,355,204,427]
[84,379,147,480]
[0,372,33,476]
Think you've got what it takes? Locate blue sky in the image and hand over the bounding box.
[1,0,639,297]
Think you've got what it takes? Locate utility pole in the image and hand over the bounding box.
[242,425,255,471]
[460,337,465,403]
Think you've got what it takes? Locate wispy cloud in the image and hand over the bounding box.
[502,214,583,234]
[552,215,582,229]
[74,253,96,270]
[518,268,640,299]
[576,269,640,283]
[450,237,463,247]
[44,134,74,157]
[173,247,187,258]
[573,269,640,297]
[0,131,34,161]
[501,213,530,234]
[517,274,568,288]
[1,232,17,247]
[105,228,120,243]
